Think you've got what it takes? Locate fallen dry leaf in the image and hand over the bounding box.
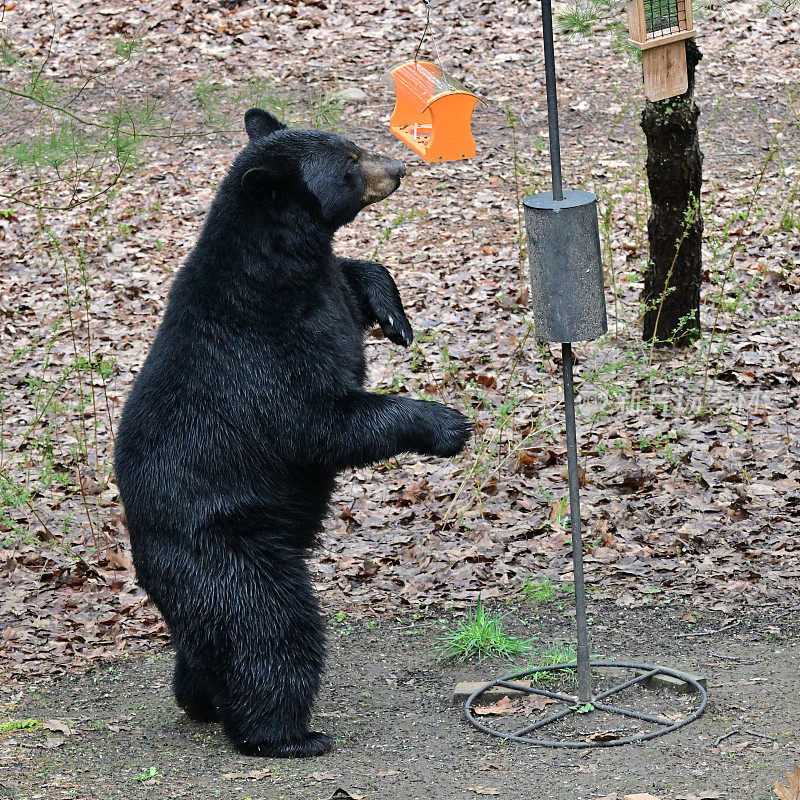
[43,737,65,749]
[589,730,625,742]
[467,788,500,796]
[222,768,273,780]
[623,795,661,800]
[776,766,800,800]
[42,720,72,736]
[521,694,559,715]
[473,695,519,715]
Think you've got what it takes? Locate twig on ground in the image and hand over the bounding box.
[677,621,740,638]
[714,727,777,746]
[706,652,758,665]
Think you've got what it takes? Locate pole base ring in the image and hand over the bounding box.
[464,661,707,748]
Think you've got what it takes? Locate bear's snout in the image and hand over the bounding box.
[360,154,405,206]
[388,159,406,179]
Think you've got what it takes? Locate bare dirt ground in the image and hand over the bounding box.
[2,604,799,800]
[1,0,799,797]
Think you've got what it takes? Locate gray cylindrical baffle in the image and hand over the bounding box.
[524,189,607,344]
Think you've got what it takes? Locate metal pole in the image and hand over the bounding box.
[541,0,591,702]
[541,0,564,201]
[561,343,592,704]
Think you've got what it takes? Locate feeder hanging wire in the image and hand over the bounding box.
[414,0,444,68]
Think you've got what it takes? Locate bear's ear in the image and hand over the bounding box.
[241,166,281,203]
[244,108,286,140]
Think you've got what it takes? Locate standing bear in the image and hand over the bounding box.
[114,109,471,758]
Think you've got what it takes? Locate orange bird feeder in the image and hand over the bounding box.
[387,60,479,163]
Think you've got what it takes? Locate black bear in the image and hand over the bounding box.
[114,108,471,758]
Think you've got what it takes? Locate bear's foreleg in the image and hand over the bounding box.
[218,553,331,758]
[311,391,472,470]
[337,258,413,347]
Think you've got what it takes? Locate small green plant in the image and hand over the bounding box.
[504,103,527,284]
[557,2,596,34]
[370,208,423,261]
[0,718,41,733]
[779,206,797,232]
[331,610,352,635]
[133,766,160,782]
[436,598,533,662]
[551,495,569,529]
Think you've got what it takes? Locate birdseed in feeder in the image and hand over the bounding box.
[644,0,690,39]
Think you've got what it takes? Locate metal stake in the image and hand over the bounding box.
[541,0,563,202]
[544,0,592,704]
[561,343,592,703]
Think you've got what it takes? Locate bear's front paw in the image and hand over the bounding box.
[234,731,332,758]
[416,402,473,458]
[377,308,413,347]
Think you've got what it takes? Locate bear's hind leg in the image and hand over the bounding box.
[218,555,331,758]
[174,648,221,723]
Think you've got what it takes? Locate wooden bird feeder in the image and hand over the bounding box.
[387,60,479,162]
[627,0,696,102]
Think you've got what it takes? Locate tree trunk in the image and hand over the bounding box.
[641,39,703,347]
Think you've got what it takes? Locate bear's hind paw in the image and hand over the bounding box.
[180,702,220,724]
[234,731,332,758]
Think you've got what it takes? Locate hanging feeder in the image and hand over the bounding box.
[387,60,479,162]
[627,0,696,101]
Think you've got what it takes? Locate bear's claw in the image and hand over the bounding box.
[379,311,413,347]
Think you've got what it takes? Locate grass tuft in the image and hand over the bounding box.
[519,577,575,603]
[436,598,534,663]
[527,642,577,686]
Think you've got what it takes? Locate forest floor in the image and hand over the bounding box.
[1,0,799,797]
[2,604,799,800]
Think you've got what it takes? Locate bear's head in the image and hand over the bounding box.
[238,108,405,230]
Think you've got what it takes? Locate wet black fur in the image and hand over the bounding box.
[114,109,471,758]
